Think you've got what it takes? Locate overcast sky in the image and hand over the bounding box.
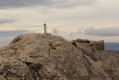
[0,0,119,47]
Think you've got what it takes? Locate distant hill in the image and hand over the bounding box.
[105,42,119,50]
[105,42,119,54]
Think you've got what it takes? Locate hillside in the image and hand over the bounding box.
[0,33,119,80]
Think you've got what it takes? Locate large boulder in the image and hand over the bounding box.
[0,33,117,80]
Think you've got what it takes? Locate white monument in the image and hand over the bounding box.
[44,23,47,33]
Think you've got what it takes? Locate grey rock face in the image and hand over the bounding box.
[0,33,118,80]
[72,39,119,80]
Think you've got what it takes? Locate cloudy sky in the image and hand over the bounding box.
[0,0,119,47]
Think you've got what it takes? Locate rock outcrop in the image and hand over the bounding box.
[0,33,118,80]
[72,39,119,80]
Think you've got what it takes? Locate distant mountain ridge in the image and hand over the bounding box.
[105,42,119,54]
[105,42,119,50]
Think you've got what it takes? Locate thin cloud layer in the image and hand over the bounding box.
[0,0,96,9]
[0,30,29,37]
[0,19,18,24]
[0,0,52,8]
[84,27,119,37]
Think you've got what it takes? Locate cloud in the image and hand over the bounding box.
[52,28,83,40]
[84,27,119,37]
[0,0,51,9]
[52,28,60,34]
[0,19,18,24]
[0,30,29,37]
[0,0,96,9]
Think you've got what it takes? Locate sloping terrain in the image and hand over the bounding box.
[0,33,118,80]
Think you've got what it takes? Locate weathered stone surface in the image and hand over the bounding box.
[74,39,104,50]
[72,39,119,80]
[0,33,118,80]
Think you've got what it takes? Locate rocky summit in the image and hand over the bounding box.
[0,33,119,80]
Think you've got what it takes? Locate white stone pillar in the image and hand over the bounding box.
[44,23,47,33]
